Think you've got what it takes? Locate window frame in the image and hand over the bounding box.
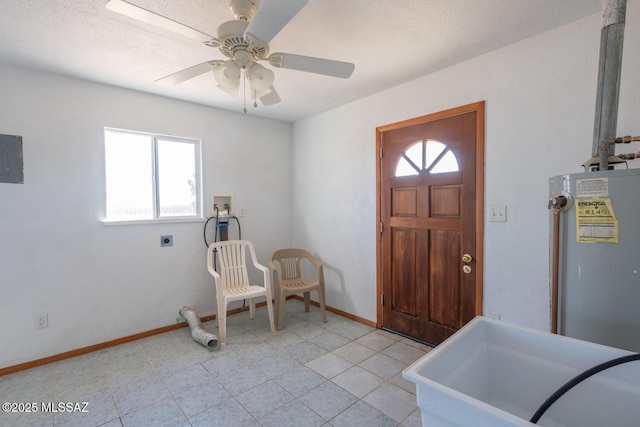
[102,127,204,224]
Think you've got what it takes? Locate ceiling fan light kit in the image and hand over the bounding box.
[213,61,241,89]
[105,0,355,112]
[248,63,275,92]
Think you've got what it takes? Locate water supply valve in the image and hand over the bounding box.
[548,195,566,211]
[548,192,573,213]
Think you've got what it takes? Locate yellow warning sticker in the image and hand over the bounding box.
[575,198,618,243]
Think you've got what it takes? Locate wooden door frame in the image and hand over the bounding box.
[375,101,485,329]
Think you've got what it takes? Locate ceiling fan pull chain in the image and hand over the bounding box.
[242,70,247,114]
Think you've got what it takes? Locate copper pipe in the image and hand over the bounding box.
[551,209,561,334]
[615,135,640,143]
[548,195,567,334]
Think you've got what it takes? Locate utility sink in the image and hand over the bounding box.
[403,316,640,426]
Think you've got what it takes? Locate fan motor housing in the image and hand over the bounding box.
[217,19,268,60]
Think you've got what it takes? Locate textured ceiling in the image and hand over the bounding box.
[0,0,602,122]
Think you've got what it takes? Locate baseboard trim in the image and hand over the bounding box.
[0,299,374,376]
[286,295,376,328]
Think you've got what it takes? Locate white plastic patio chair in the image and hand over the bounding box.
[207,240,275,345]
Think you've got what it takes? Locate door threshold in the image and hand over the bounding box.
[381,327,436,348]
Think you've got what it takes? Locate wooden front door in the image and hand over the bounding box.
[376,102,484,345]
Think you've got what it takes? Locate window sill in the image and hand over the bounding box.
[101,217,206,226]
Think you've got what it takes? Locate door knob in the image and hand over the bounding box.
[462,253,473,264]
[463,265,472,274]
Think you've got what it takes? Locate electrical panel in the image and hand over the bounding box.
[0,134,23,184]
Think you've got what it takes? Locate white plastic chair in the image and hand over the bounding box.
[269,248,327,330]
[207,240,275,345]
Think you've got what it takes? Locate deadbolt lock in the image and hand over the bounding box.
[462,253,473,264]
[463,265,472,274]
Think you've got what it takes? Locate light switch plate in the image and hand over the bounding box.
[489,205,507,222]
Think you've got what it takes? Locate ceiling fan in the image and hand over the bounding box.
[105,0,355,111]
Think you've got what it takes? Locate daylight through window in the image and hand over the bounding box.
[104,128,201,221]
[395,139,459,177]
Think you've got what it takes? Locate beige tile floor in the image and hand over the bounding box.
[0,300,432,427]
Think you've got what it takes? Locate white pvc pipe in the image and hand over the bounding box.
[179,306,220,351]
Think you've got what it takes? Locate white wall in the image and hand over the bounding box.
[0,64,292,367]
[4,3,640,369]
[292,3,640,330]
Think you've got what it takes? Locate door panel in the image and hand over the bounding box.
[377,102,484,345]
[391,229,418,316]
[429,229,461,328]
[392,188,418,217]
[431,186,461,217]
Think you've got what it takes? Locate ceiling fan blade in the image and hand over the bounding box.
[105,0,220,47]
[259,86,281,106]
[268,53,355,78]
[155,61,222,86]
[244,0,308,44]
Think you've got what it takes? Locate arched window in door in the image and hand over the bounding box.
[395,139,459,177]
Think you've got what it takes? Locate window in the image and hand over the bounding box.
[104,128,202,222]
[395,139,459,177]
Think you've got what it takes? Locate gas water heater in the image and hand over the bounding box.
[549,0,640,352]
[550,169,640,352]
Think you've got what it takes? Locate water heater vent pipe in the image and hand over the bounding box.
[592,0,627,171]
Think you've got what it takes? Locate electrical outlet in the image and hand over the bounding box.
[37,313,48,329]
[160,235,173,247]
[487,312,501,320]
